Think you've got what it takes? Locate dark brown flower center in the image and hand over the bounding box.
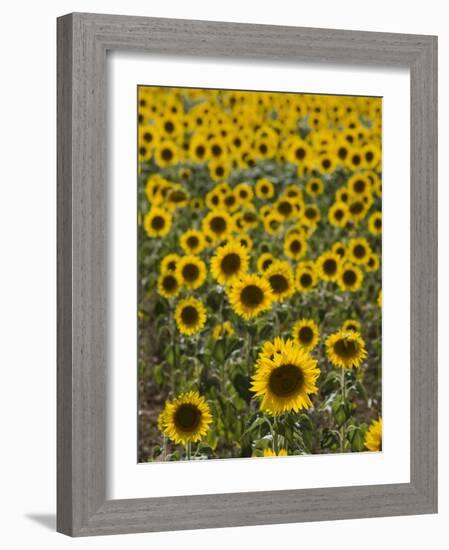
[334,338,358,359]
[353,179,366,193]
[290,240,302,254]
[162,275,177,292]
[210,216,226,235]
[323,258,337,275]
[182,263,200,282]
[151,216,165,230]
[353,244,366,259]
[299,326,314,344]
[278,201,293,217]
[221,253,241,275]
[181,305,199,326]
[269,274,289,294]
[343,269,357,286]
[269,364,304,397]
[174,404,201,432]
[186,236,199,249]
[241,284,264,308]
[300,273,313,288]
[161,147,173,161]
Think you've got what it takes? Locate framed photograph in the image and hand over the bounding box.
[57,13,437,536]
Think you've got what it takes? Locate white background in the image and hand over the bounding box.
[0,1,445,549]
[109,54,410,498]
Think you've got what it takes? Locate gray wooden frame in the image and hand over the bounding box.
[57,12,438,537]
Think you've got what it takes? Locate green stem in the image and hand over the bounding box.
[186,441,192,461]
[340,367,346,453]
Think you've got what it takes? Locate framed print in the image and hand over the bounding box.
[57,13,437,536]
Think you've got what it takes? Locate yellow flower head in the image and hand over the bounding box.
[255,178,275,200]
[202,209,234,242]
[342,319,362,333]
[176,255,207,290]
[263,448,288,457]
[364,417,382,451]
[212,321,235,339]
[180,229,206,255]
[257,252,276,273]
[296,263,318,292]
[292,319,320,351]
[251,338,320,415]
[263,261,296,302]
[348,238,372,265]
[211,241,249,285]
[316,251,341,282]
[160,253,180,274]
[368,211,382,236]
[325,329,367,369]
[337,263,364,292]
[328,201,350,228]
[143,207,172,238]
[159,391,212,445]
[284,233,307,260]
[175,297,207,336]
[157,271,181,299]
[227,274,274,320]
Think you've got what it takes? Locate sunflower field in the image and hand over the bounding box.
[137,86,382,462]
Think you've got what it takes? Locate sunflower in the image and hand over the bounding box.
[160,253,180,274]
[347,173,371,197]
[325,329,367,368]
[361,144,381,170]
[316,251,340,281]
[160,391,212,445]
[212,321,234,339]
[251,337,320,415]
[306,177,324,198]
[275,197,297,220]
[292,319,320,351]
[263,448,288,457]
[234,233,253,250]
[175,297,207,336]
[303,204,321,226]
[157,271,181,299]
[377,289,382,307]
[227,274,274,320]
[337,263,364,292]
[366,253,380,272]
[348,197,369,222]
[211,241,249,285]
[154,140,179,167]
[364,417,382,451]
[166,185,189,210]
[180,229,206,254]
[342,319,362,333]
[348,238,371,265]
[234,182,254,203]
[257,252,275,273]
[143,207,172,238]
[264,261,296,302]
[296,263,318,292]
[368,211,382,235]
[331,241,346,259]
[176,255,207,289]
[190,197,204,212]
[283,233,307,260]
[255,178,275,200]
[263,211,284,236]
[202,209,234,242]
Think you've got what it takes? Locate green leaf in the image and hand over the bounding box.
[350,427,365,452]
[153,364,163,385]
[233,373,252,402]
